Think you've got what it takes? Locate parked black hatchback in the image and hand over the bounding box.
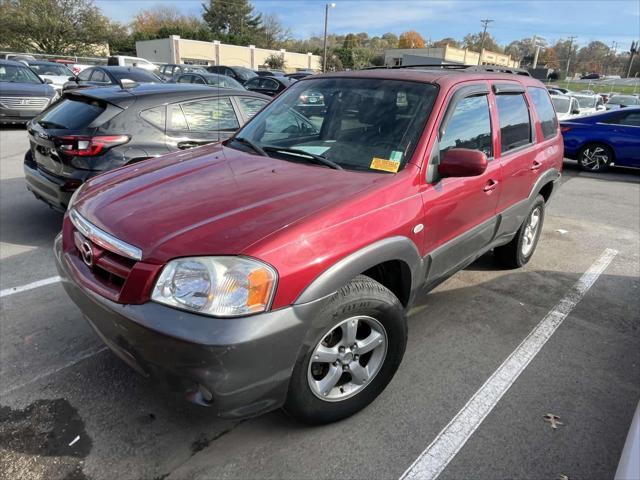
[63,66,163,92]
[24,83,270,211]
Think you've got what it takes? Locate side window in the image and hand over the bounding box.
[527,87,557,140]
[262,78,278,90]
[619,112,640,127]
[245,78,260,89]
[495,94,532,153]
[140,106,166,130]
[224,68,234,77]
[168,104,188,130]
[90,70,109,83]
[440,95,492,158]
[180,97,240,131]
[123,58,135,66]
[177,75,192,84]
[77,68,93,81]
[236,97,269,120]
[192,75,206,85]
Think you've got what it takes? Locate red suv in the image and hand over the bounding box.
[55,66,562,424]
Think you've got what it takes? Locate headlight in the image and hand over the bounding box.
[151,256,277,317]
[67,185,82,210]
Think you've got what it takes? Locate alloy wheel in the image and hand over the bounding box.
[581,146,609,171]
[307,316,388,402]
[521,207,541,257]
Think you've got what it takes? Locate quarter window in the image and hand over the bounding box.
[440,95,493,158]
[90,70,109,83]
[180,97,240,131]
[527,87,557,140]
[141,106,165,129]
[77,68,92,81]
[496,94,532,153]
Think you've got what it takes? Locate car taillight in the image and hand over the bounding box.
[560,126,572,133]
[55,135,130,156]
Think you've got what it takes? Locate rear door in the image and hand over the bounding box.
[420,82,502,283]
[165,95,242,150]
[600,110,640,167]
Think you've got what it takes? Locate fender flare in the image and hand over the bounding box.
[529,167,561,200]
[294,236,424,305]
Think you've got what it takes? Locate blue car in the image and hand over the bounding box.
[561,107,640,171]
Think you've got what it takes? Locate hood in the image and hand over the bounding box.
[0,81,55,97]
[76,144,389,263]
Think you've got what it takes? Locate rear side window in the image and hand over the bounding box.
[619,111,640,127]
[37,98,106,130]
[177,75,191,84]
[236,97,269,120]
[180,97,240,131]
[141,106,165,130]
[496,94,532,153]
[77,69,92,81]
[440,95,493,158]
[527,87,557,140]
[90,70,109,83]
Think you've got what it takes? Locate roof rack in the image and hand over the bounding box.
[364,63,531,77]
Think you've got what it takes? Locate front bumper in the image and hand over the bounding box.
[55,234,320,418]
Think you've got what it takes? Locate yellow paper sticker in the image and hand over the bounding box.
[370,157,400,173]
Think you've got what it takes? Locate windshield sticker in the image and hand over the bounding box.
[370,157,400,173]
[295,146,331,155]
[390,151,403,162]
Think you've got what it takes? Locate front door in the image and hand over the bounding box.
[420,83,501,284]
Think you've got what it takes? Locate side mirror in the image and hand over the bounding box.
[43,78,53,84]
[68,76,77,82]
[572,107,580,114]
[438,148,488,178]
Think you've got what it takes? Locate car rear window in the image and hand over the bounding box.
[527,87,557,140]
[37,97,106,130]
[495,94,532,153]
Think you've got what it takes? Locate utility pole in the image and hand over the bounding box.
[565,36,577,81]
[477,19,493,65]
[626,41,638,78]
[322,3,336,73]
[604,41,617,76]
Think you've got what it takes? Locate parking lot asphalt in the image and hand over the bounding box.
[1,126,639,480]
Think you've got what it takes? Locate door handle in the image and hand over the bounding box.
[531,160,542,171]
[177,141,200,150]
[483,179,499,192]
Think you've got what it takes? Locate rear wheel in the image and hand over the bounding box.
[495,195,545,268]
[578,143,613,172]
[284,275,407,424]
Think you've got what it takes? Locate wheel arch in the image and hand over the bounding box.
[294,236,424,308]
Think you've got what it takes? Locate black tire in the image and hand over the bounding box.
[578,143,613,172]
[284,275,407,424]
[495,195,545,268]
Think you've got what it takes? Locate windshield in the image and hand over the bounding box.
[231,78,438,173]
[30,63,72,76]
[233,66,257,81]
[551,97,571,113]
[0,64,42,84]
[608,95,639,105]
[206,74,243,89]
[573,96,596,108]
[111,69,161,82]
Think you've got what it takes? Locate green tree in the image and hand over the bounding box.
[0,0,115,55]
[463,32,503,53]
[576,41,610,74]
[202,0,263,45]
[264,53,285,70]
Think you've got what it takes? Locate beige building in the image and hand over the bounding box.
[136,36,321,72]
[385,44,519,68]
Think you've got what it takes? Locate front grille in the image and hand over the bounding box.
[0,96,49,110]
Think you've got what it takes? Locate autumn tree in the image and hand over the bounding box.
[463,32,503,53]
[398,31,426,49]
[432,37,461,49]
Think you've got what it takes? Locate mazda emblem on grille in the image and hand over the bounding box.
[80,241,94,267]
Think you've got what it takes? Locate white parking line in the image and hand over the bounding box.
[0,276,61,298]
[400,248,618,480]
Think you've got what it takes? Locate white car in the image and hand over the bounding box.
[27,61,75,92]
[551,94,581,120]
[570,93,606,116]
[107,56,158,72]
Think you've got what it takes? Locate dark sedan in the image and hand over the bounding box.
[0,59,58,124]
[63,66,163,92]
[174,72,245,89]
[244,76,296,97]
[206,65,257,85]
[24,84,270,211]
[561,107,640,171]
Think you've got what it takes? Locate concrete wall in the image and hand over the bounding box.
[136,37,321,72]
[385,45,518,68]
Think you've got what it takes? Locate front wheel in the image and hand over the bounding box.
[495,195,545,268]
[578,143,613,172]
[284,275,407,424]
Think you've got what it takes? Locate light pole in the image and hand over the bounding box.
[477,19,493,65]
[323,3,336,73]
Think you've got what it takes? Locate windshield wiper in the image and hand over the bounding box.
[262,146,343,170]
[229,137,268,157]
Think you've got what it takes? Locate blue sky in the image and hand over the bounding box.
[96,0,640,50]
